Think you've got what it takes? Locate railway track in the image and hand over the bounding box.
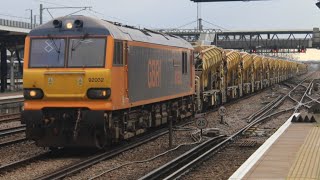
[35,85,278,180]
[0,97,23,106]
[35,127,175,180]
[2,75,313,179]
[0,137,27,148]
[0,113,21,123]
[138,73,318,180]
[0,125,26,138]
[0,151,51,173]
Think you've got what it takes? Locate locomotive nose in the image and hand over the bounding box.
[23,69,109,100]
[43,71,87,98]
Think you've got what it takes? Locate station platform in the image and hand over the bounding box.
[230,114,320,180]
[0,91,23,100]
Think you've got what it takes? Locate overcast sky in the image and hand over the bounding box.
[1,0,320,30]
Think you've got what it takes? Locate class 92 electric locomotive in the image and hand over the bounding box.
[22,16,194,148]
[21,15,307,149]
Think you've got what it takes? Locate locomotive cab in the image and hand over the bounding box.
[22,16,115,148]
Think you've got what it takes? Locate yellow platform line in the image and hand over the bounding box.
[287,126,320,179]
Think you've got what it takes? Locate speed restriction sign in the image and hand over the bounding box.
[219,106,227,116]
[195,117,208,129]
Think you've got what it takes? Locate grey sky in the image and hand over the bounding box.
[2,0,320,30]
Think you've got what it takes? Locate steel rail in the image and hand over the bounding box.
[0,137,27,148]
[294,79,315,113]
[0,152,51,172]
[0,113,21,123]
[139,74,315,180]
[246,95,282,123]
[0,98,23,106]
[36,90,267,180]
[0,125,26,137]
[37,74,316,179]
[35,127,175,180]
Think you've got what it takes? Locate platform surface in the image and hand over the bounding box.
[287,125,320,179]
[229,111,320,180]
[244,123,315,179]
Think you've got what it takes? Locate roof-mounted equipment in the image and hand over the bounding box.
[74,20,83,28]
[53,20,62,28]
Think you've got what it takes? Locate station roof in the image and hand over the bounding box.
[0,18,33,48]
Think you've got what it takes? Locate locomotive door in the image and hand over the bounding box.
[124,41,128,98]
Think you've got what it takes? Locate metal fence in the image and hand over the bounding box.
[0,18,36,29]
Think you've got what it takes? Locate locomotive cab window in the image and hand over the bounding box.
[68,38,106,68]
[29,38,66,68]
[182,52,188,74]
[113,41,123,66]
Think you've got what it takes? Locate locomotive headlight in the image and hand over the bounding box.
[24,89,44,100]
[87,88,111,99]
[66,22,73,29]
[30,90,37,97]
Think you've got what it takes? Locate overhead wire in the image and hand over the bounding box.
[202,19,228,31]
[175,20,198,29]
[84,9,100,19]
[88,8,130,24]
[0,12,30,20]
[35,0,69,7]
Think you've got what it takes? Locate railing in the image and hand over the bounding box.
[0,18,36,29]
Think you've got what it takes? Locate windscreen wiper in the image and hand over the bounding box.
[71,33,89,51]
[47,35,61,54]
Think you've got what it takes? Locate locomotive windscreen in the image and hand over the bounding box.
[29,38,66,68]
[68,38,106,67]
[29,38,106,68]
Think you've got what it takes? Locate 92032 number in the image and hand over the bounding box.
[88,78,104,83]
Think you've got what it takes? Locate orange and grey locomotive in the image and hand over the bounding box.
[22,16,194,148]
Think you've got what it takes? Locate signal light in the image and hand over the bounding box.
[270,46,278,53]
[298,46,306,53]
[250,48,257,53]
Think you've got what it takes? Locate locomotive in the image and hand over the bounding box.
[21,16,307,148]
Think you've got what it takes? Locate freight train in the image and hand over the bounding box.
[21,16,307,148]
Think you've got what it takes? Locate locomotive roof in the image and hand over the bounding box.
[29,15,193,49]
